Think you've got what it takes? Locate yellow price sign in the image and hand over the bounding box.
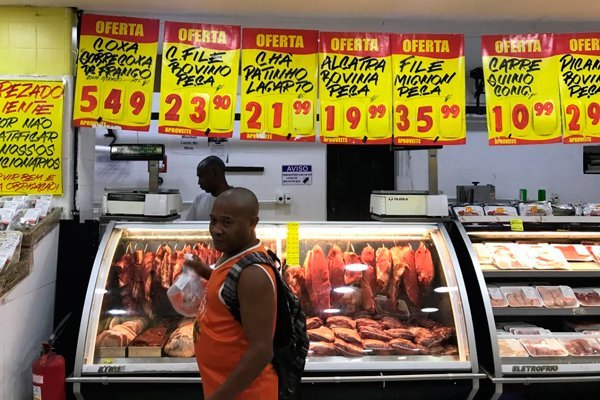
[73,14,159,131]
[0,80,64,195]
[510,218,525,232]
[240,28,318,142]
[392,34,466,145]
[159,22,240,138]
[286,222,300,266]
[319,32,393,145]
[482,34,562,145]
[556,33,600,144]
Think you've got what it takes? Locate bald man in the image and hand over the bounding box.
[185,156,231,221]
[188,188,278,400]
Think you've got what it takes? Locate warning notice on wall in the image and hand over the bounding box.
[282,165,312,185]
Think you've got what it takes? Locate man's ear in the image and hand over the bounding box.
[250,215,259,229]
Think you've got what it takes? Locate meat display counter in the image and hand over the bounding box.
[70,221,483,400]
[457,217,600,399]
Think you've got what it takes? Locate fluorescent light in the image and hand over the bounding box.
[421,307,439,313]
[107,309,127,315]
[95,289,109,295]
[333,286,356,294]
[434,287,450,293]
[344,263,368,272]
[323,308,341,314]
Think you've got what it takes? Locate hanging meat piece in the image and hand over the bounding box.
[358,326,393,341]
[172,250,185,282]
[342,251,363,285]
[339,286,362,314]
[361,245,376,268]
[375,246,392,294]
[142,251,155,303]
[389,246,407,309]
[415,242,435,292]
[309,341,336,356]
[400,245,421,308]
[327,244,346,296]
[333,327,363,346]
[308,326,335,343]
[303,244,331,314]
[131,253,144,302]
[326,316,356,330]
[283,265,305,299]
[363,339,394,355]
[334,338,364,357]
[113,252,134,288]
[306,317,323,330]
[161,245,174,289]
[360,245,377,313]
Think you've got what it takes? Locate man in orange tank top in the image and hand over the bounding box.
[186,187,278,400]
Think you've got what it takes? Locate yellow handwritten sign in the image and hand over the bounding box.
[286,222,300,266]
[556,33,600,144]
[510,218,524,232]
[392,34,466,145]
[240,28,318,142]
[0,80,63,195]
[73,14,159,131]
[319,32,393,145]
[159,22,240,138]
[482,34,562,145]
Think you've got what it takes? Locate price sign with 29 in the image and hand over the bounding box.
[78,85,151,125]
[563,101,600,142]
[162,93,233,132]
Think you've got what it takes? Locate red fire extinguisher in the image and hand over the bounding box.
[32,313,70,400]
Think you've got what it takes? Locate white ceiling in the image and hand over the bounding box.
[2,0,600,22]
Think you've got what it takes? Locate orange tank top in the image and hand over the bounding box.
[194,243,278,400]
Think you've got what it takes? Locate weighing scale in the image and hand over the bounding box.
[101,144,182,220]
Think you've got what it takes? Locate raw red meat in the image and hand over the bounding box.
[358,326,393,341]
[310,341,336,356]
[326,316,356,330]
[389,338,419,355]
[332,327,363,345]
[283,265,305,299]
[308,326,335,343]
[334,338,364,357]
[304,244,332,314]
[385,328,415,340]
[306,317,323,330]
[400,245,421,307]
[328,244,346,290]
[375,246,392,294]
[389,246,407,309]
[415,242,435,291]
[343,251,363,285]
[363,339,394,355]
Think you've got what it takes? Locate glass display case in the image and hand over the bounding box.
[72,221,480,393]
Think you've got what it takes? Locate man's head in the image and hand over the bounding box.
[196,156,227,196]
[210,187,260,256]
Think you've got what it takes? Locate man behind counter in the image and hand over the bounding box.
[185,156,231,221]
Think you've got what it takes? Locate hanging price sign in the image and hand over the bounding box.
[556,33,600,144]
[482,34,562,145]
[73,14,159,131]
[391,34,466,145]
[240,28,318,142]
[319,32,393,144]
[159,23,240,138]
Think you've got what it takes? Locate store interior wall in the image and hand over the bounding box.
[77,13,600,220]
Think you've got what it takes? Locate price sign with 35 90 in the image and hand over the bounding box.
[482,34,562,145]
[73,14,159,131]
[319,32,393,145]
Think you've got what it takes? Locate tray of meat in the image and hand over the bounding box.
[558,337,600,356]
[573,288,600,307]
[498,338,529,357]
[536,286,579,308]
[484,205,519,216]
[164,319,195,357]
[552,244,594,262]
[453,205,485,217]
[473,243,493,265]
[586,246,600,263]
[510,327,551,335]
[128,319,175,357]
[519,202,553,216]
[488,286,508,308]
[582,203,600,216]
[95,317,149,358]
[518,244,570,270]
[501,287,543,307]
[486,243,529,270]
[520,338,569,357]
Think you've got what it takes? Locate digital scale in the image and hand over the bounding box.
[101,144,182,220]
[370,191,449,217]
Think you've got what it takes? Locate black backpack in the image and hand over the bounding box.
[221,249,308,400]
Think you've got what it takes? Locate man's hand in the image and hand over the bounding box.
[184,255,212,280]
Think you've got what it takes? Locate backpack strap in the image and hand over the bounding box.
[221,250,278,323]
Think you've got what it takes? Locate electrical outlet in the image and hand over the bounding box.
[275,192,285,205]
[284,193,292,204]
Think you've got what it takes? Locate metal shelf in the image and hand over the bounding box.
[493,307,600,316]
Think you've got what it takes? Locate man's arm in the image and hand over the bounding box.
[207,265,276,400]
[184,257,212,280]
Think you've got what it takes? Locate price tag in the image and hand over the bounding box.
[392,34,466,145]
[158,22,240,138]
[286,222,300,266]
[73,14,159,131]
[510,219,524,232]
[319,32,393,145]
[556,33,600,144]
[240,28,318,142]
[482,34,562,145]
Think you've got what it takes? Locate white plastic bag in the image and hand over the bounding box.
[167,263,206,317]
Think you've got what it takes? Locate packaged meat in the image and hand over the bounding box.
[536,286,579,308]
[518,244,570,270]
[484,205,519,216]
[551,204,576,216]
[358,325,393,341]
[520,338,569,357]
[486,243,529,270]
[167,264,206,317]
[501,287,543,307]
[488,286,508,308]
[309,341,336,356]
[306,317,323,330]
[353,317,382,330]
[586,246,600,263]
[333,338,364,357]
[389,338,420,355]
[332,327,363,345]
[0,209,14,231]
[510,327,551,335]
[564,320,600,332]
[582,203,600,216]
[164,319,195,357]
[518,202,553,216]
[558,337,600,356]
[7,208,41,230]
[308,326,335,343]
[552,244,594,262]
[452,205,485,217]
[498,339,528,357]
[573,288,600,307]
[363,339,394,355]
[501,322,537,332]
[473,243,493,265]
[0,231,22,266]
[326,316,356,330]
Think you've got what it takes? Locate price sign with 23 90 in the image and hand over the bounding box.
[162,93,233,132]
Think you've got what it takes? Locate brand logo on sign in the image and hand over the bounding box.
[97,365,125,373]
[512,365,558,373]
[390,197,409,201]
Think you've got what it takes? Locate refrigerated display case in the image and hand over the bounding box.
[457,217,600,399]
[70,221,483,400]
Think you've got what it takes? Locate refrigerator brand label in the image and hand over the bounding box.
[97,364,125,373]
[512,365,559,372]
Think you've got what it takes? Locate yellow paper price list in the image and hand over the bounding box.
[563,100,600,137]
[243,98,315,136]
[489,100,559,138]
[77,85,151,124]
[286,222,300,267]
[320,102,390,138]
[394,100,463,140]
[162,93,234,131]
